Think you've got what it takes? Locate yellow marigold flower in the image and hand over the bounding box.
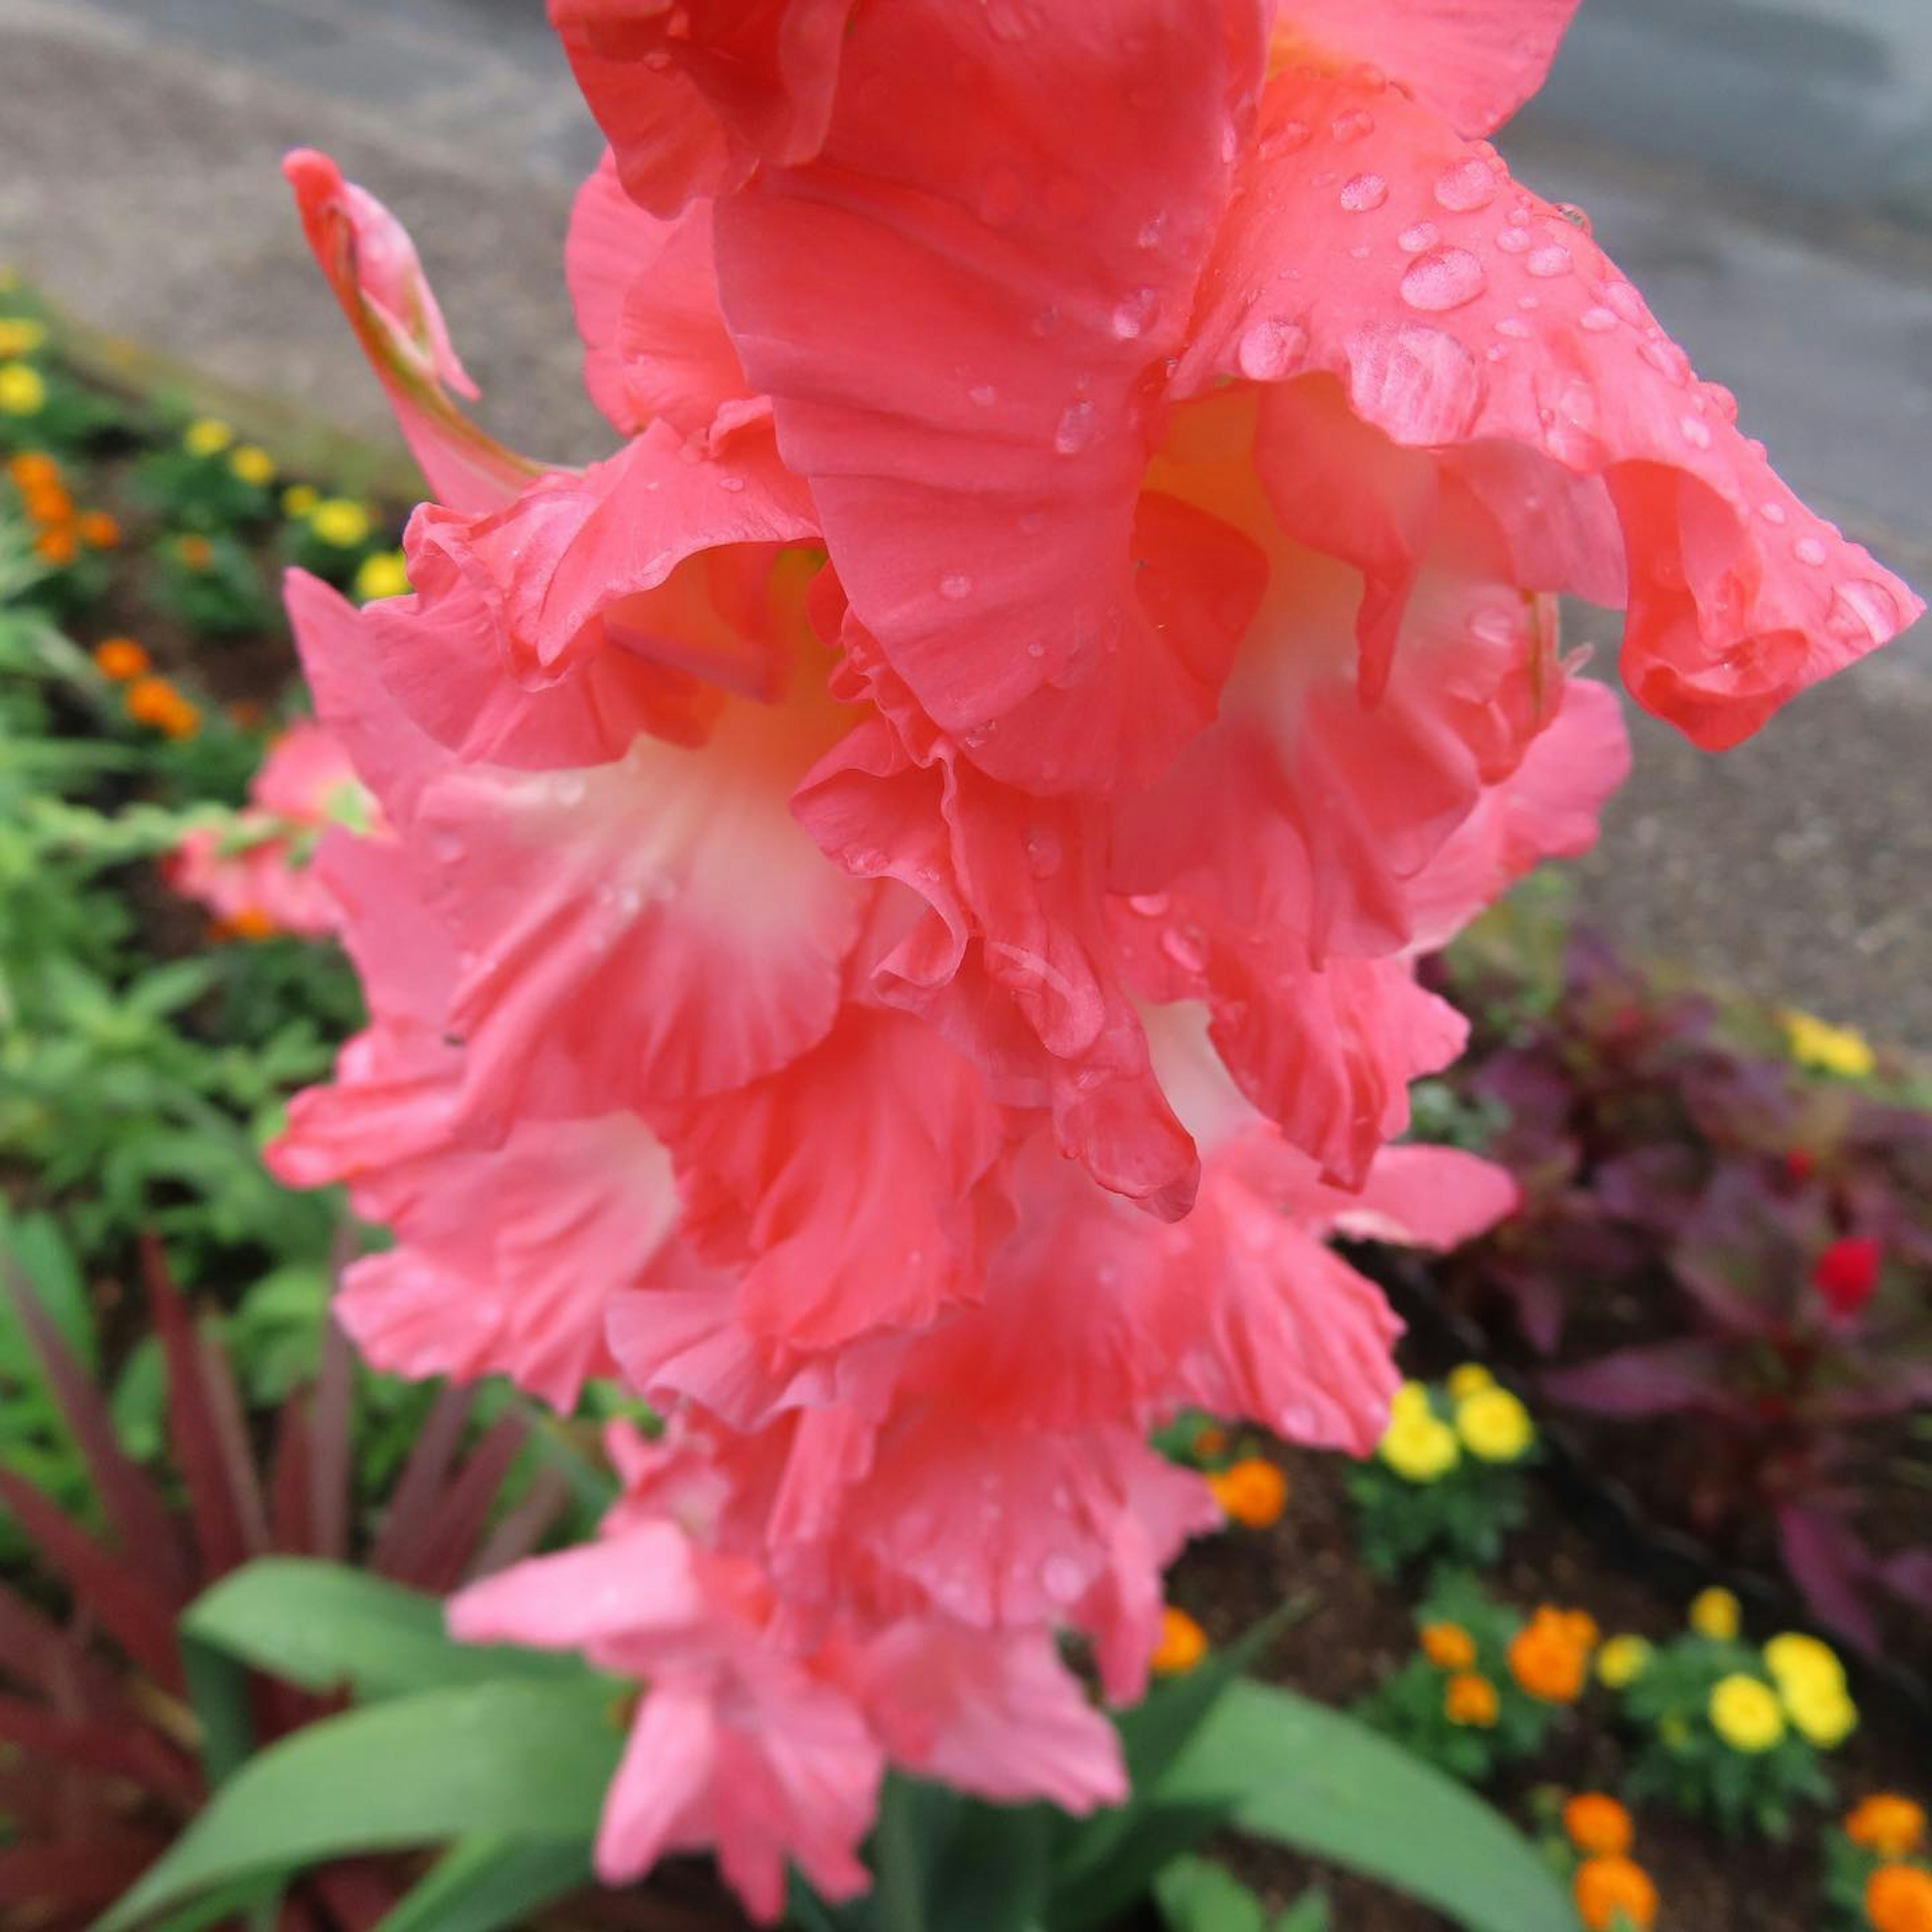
[1563,1793,1635,1858]
[1445,1362,1493,1402]
[352,548,412,603]
[1379,1411,1459,1483]
[182,416,234,457]
[1508,1606,1591,1705]
[1150,1606,1208,1677]
[1762,1631,1843,1699]
[1781,1674,1857,1749]
[0,317,47,358]
[282,483,320,517]
[1688,1586,1741,1641]
[0,361,47,416]
[1708,1674,1784,1753]
[1575,1855,1658,1931]
[1207,1457,1287,1529]
[77,510,121,549]
[1867,1865,1932,1932]
[1443,1673,1498,1728]
[92,636,151,681]
[228,443,276,486]
[308,497,372,547]
[1420,1622,1477,1671]
[1782,1009,1875,1080]
[1596,1635,1653,1689]
[1389,1380,1432,1425]
[1846,1796,1927,1861]
[1456,1385,1535,1463]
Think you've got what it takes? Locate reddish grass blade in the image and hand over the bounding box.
[366,1384,473,1579]
[0,1471,181,1691]
[269,1389,315,1553]
[0,1835,169,1911]
[1,1257,188,1603]
[0,1580,121,1711]
[308,1305,355,1563]
[142,1236,253,1579]
[397,1412,528,1595]
[467,1463,573,1582]
[197,1324,271,1564]
[0,1692,200,1805]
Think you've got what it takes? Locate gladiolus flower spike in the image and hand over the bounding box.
[269,2,1918,1916]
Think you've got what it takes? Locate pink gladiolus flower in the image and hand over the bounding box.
[268,1,1915,1913]
[166,719,374,937]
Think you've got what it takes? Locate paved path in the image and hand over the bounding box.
[3,0,1926,1042]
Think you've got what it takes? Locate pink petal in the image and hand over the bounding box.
[566,152,762,445]
[715,0,1263,790]
[595,1680,716,1886]
[1277,0,1583,137]
[283,150,543,513]
[1180,70,1921,747]
[551,0,856,217]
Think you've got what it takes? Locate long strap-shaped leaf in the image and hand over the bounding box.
[371,1835,594,1932]
[93,1677,623,1932]
[1158,1681,1573,1932]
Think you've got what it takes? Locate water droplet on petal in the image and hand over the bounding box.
[968,382,997,407]
[1526,243,1573,278]
[1758,501,1788,526]
[1024,828,1062,877]
[1554,201,1594,233]
[1794,535,1828,567]
[1160,924,1210,973]
[1495,224,1533,254]
[1331,108,1375,141]
[1111,287,1160,340]
[1678,414,1713,450]
[1494,316,1533,339]
[1604,280,1649,324]
[1400,246,1486,312]
[1127,892,1170,917]
[1434,157,1498,212]
[1236,316,1307,381]
[1054,400,1095,454]
[1339,172,1388,212]
[1397,221,1439,254]
[939,572,974,600]
[1827,577,1900,642]
[1642,339,1692,384]
[1579,306,1619,333]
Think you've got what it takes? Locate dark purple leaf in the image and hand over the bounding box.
[467,1464,573,1582]
[367,1385,474,1578]
[1777,1503,1882,1655]
[1541,1340,1745,1418]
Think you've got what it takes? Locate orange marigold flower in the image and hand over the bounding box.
[1443,1673,1498,1728]
[23,479,73,524]
[1575,1855,1658,1931]
[227,906,278,942]
[6,450,58,491]
[227,699,266,730]
[32,525,77,566]
[1191,1424,1229,1462]
[92,637,151,680]
[1508,1606,1591,1705]
[1564,1793,1635,1858]
[1868,1866,1932,1932]
[1847,1796,1928,1861]
[125,676,200,738]
[1420,1622,1478,1671]
[1207,1457,1288,1528]
[76,510,121,549]
[176,534,214,571]
[1150,1606,1208,1677]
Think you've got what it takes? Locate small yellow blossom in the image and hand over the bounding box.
[0,361,47,415]
[1389,1380,1432,1425]
[1150,1606,1208,1676]
[1596,1634,1653,1689]
[308,497,373,547]
[1762,1631,1843,1699]
[1446,1362,1494,1402]
[1688,1586,1741,1641]
[1708,1673,1785,1753]
[282,483,320,518]
[228,443,276,486]
[352,548,412,603]
[1782,1009,1875,1080]
[1456,1385,1535,1462]
[1379,1410,1459,1483]
[1781,1673,1857,1749]
[0,316,46,358]
[182,416,234,457]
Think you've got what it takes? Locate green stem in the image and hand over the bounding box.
[873,1781,927,1932]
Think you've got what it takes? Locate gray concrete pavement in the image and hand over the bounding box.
[1,0,1926,1042]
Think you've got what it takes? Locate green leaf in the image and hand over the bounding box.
[183,1558,599,1701]
[95,1677,624,1932]
[373,1834,595,1932]
[1160,1681,1573,1932]
[1271,1891,1331,1932]
[1152,1854,1268,1932]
